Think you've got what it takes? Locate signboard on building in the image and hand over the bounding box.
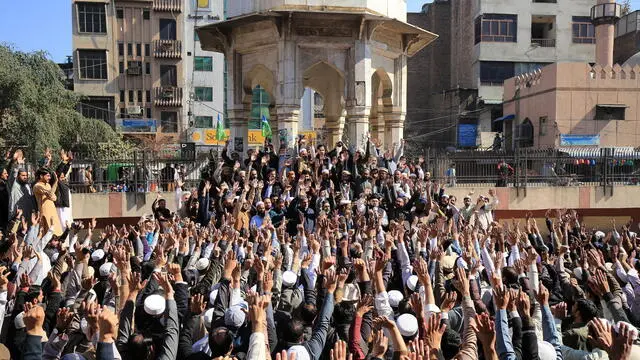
[188,129,318,147]
[458,124,478,147]
[560,134,600,146]
[117,119,157,133]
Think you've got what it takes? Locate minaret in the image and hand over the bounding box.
[591,0,622,66]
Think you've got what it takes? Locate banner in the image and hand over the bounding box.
[560,134,600,146]
[189,129,318,146]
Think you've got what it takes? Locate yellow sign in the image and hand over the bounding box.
[189,129,318,146]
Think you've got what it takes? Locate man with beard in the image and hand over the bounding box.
[286,195,316,236]
[0,168,10,232]
[249,201,267,229]
[368,194,388,228]
[9,169,35,221]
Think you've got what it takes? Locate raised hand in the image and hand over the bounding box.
[323,268,338,294]
[440,292,458,313]
[371,328,389,358]
[517,290,531,318]
[153,272,174,298]
[23,304,45,336]
[330,340,351,360]
[425,313,446,351]
[470,312,496,348]
[55,307,75,333]
[98,308,118,343]
[190,294,206,315]
[588,319,613,351]
[493,283,510,310]
[611,322,635,360]
[536,282,550,306]
[356,294,374,317]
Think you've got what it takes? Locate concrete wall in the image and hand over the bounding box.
[504,62,640,147]
[71,184,640,221]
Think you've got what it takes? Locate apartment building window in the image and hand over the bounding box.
[143,9,150,20]
[160,65,177,86]
[144,43,150,57]
[146,90,151,103]
[161,111,178,133]
[159,19,177,40]
[120,107,127,119]
[194,30,199,41]
[474,14,517,43]
[120,90,125,103]
[194,87,213,102]
[77,3,107,33]
[194,56,213,71]
[145,62,151,75]
[118,43,124,56]
[137,90,143,103]
[119,61,124,74]
[146,108,152,119]
[196,0,210,9]
[480,61,515,86]
[572,16,596,44]
[194,116,213,128]
[127,43,133,57]
[128,90,134,104]
[116,8,123,19]
[80,99,111,123]
[136,43,142,57]
[78,50,107,79]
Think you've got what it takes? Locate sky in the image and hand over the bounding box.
[1,0,640,63]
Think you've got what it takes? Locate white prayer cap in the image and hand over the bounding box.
[196,258,210,271]
[396,313,419,337]
[256,201,265,207]
[14,312,25,329]
[456,257,468,270]
[406,275,419,292]
[537,341,556,360]
[342,283,361,302]
[605,262,614,271]
[203,308,215,329]
[388,290,404,307]
[99,262,116,277]
[144,294,166,315]
[321,169,330,174]
[288,345,311,360]
[573,267,584,279]
[282,270,297,287]
[595,231,606,239]
[91,249,105,262]
[339,199,351,206]
[224,303,247,328]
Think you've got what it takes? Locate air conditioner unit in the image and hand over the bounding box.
[127,106,142,115]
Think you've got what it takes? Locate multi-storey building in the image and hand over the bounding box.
[407,0,597,149]
[183,0,225,139]
[72,0,185,136]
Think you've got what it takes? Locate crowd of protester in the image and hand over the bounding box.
[0,136,638,360]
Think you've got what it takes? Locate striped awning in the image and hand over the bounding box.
[558,147,640,158]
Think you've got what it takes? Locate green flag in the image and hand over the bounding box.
[216,114,226,141]
[261,115,272,138]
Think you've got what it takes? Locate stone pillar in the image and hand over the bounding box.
[346,106,370,151]
[228,107,248,161]
[383,107,405,148]
[276,105,299,155]
[325,115,344,149]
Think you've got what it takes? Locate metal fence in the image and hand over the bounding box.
[422,147,640,191]
[42,150,211,194]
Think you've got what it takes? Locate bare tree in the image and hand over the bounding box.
[622,0,632,15]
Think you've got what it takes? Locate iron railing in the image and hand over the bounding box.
[153,0,181,12]
[531,38,556,47]
[154,86,183,107]
[154,39,182,59]
[421,147,640,191]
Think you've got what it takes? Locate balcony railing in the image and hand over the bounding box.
[154,40,182,59]
[154,87,183,107]
[153,0,181,12]
[531,38,556,47]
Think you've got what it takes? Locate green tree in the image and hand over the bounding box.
[0,44,126,161]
